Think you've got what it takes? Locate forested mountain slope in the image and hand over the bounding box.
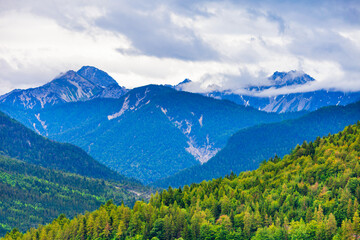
[0,111,137,184]
[0,155,149,236]
[0,85,302,184]
[155,101,360,187]
[6,122,360,239]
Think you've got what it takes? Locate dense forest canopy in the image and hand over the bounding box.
[4,122,360,239]
[0,155,149,236]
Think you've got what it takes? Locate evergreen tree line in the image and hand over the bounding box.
[0,155,145,236]
[4,122,360,239]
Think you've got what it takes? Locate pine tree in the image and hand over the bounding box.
[326,213,337,239]
[353,211,360,239]
[243,211,252,238]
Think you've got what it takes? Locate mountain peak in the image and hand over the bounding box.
[175,78,192,91]
[52,70,82,82]
[269,70,315,88]
[0,66,127,109]
[178,79,192,85]
[77,66,118,88]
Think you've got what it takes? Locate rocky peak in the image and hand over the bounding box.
[269,70,315,88]
[77,66,119,88]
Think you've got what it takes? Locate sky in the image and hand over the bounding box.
[0,0,359,95]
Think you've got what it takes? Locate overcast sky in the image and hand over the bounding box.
[0,0,359,95]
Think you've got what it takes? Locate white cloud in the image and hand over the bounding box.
[0,0,359,96]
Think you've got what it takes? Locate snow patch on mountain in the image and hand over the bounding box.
[108,95,130,120]
[32,123,41,135]
[157,106,218,164]
[135,88,150,107]
[35,113,48,134]
[184,120,192,135]
[161,107,167,115]
[185,136,220,164]
[18,93,34,109]
[68,80,93,99]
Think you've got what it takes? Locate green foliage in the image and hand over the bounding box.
[0,155,148,236]
[5,122,360,239]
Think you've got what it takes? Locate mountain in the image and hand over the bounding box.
[77,66,119,88]
[0,111,150,236]
[155,100,360,188]
[266,70,315,88]
[0,66,127,110]
[0,110,139,184]
[0,85,303,184]
[8,122,360,239]
[0,154,147,236]
[177,71,360,113]
[208,90,360,113]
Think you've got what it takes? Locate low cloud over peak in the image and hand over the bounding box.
[177,69,360,97]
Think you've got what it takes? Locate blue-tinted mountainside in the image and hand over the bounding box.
[177,70,360,113]
[0,66,127,110]
[0,110,138,185]
[77,66,118,87]
[0,85,303,184]
[154,100,360,187]
[208,90,360,113]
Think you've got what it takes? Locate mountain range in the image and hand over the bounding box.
[1,66,360,186]
[1,65,360,238]
[177,70,360,113]
[0,80,301,184]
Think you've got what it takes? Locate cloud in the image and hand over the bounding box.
[180,68,270,93]
[0,0,359,96]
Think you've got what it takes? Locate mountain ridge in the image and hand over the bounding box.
[0,110,139,185]
[0,84,303,184]
[177,70,360,113]
[0,66,127,110]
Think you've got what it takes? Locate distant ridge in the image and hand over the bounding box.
[176,70,360,113]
